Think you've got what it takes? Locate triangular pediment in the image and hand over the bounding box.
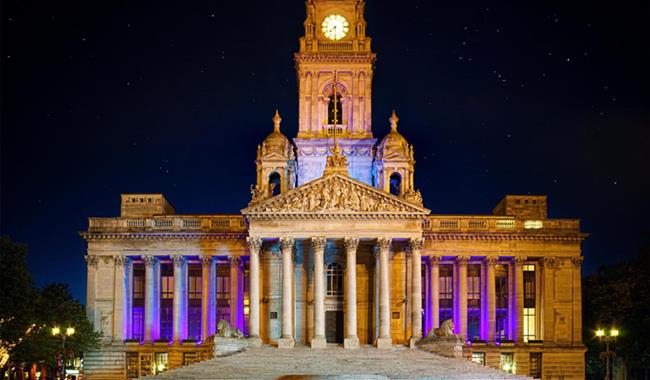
[242,173,430,218]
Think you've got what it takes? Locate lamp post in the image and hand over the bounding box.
[52,327,75,380]
[595,328,619,380]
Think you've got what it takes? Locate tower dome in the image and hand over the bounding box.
[376,110,410,160]
[261,110,292,158]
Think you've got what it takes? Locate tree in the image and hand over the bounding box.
[583,245,650,378]
[0,236,101,376]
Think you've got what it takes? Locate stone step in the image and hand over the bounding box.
[143,345,533,380]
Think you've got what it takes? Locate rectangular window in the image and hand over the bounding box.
[160,263,173,341]
[187,264,202,340]
[523,264,536,342]
[139,353,154,377]
[154,352,168,374]
[215,262,231,325]
[495,264,509,341]
[529,353,542,379]
[439,264,453,324]
[500,352,515,374]
[471,352,485,365]
[132,264,145,341]
[183,352,198,366]
[126,352,139,379]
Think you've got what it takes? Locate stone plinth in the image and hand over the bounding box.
[416,336,464,358]
[213,337,255,357]
[277,337,295,349]
[310,336,327,349]
[343,336,359,349]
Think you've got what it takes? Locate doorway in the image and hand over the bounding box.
[325,310,344,343]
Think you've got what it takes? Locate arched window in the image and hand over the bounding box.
[389,172,402,196]
[269,172,281,196]
[327,93,342,125]
[326,262,344,296]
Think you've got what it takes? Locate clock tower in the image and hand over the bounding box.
[294,0,377,185]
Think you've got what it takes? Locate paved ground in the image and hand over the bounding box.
[147,345,532,379]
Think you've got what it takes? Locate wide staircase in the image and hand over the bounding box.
[146,345,532,379]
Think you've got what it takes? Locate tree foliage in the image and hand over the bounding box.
[0,236,101,370]
[583,244,650,377]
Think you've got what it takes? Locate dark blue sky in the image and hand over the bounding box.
[2,0,648,302]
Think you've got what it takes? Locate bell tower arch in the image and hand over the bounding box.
[294,0,377,186]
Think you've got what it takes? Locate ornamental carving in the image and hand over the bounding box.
[84,255,98,268]
[311,237,327,252]
[485,256,498,267]
[402,189,423,207]
[323,143,349,176]
[113,256,127,266]
[513,256,528,266]
[456,256,470,265]
[171,255,185,267]
[244,174,427,215]
[430,255,441,265]
[246,237,263,254]
[101,256,113,265]
[343,237,359,252]
[543,257,557,269]
[571,256,584,268]
[377,237,392,251]
[249,184,271,207]
[408,237,424,252]
[279,237,295,252]
[142,255,158,267]
[228,256,241,266]
[200,255,213,266]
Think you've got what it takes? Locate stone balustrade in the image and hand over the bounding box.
[88,215,247,232]
[422,216,580,233]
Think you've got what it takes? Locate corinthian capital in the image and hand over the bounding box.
[246,237,263,254]
[113,255,128,267]
[171,255,185,267]
[343,237,359,252]
[228,256,241,266]
[456,255,470,265]
[543,256,557,269]
[408,237,424,252]
[485,256,498,267]
[571,256,584,269]
[311,237,327,252]
[430,255,441,265]
[377,237,392,251]
[84,255,98,268]
[200,255,213,266]
[279,237,295,252]
[513,256,528,266]
[142,255,158,267]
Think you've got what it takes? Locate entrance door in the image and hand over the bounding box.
[325,310,344,343]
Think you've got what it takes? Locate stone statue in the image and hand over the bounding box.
[216,319,244,339]
[427,319,455,338]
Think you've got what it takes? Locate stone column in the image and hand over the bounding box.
[84,256,99,331]
[542,257,556,342]
[513,256,527,343]
[123,257,133,340]
[246,237,263,346]
[484,256,497,342]
[143,255,158,343]
[375,237,392,349]
[172,255,186,344]
[229,256,242,331]
[571,256,584,343]
[409,238,424,347]
[278,237,295,348]
[344,237,360,349]
[454,256,469,340]
[200,255,212,342]
[429,256,440,332]
[113,256,127,342]
[311,237,327,348]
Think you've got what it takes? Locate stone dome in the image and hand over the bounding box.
[377,110,410,160]
[261,110,291,158]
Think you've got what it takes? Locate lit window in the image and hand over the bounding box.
[154,352,168,374]
[500,353,515,374]
[524,220,543,229]
[326,262,344,296]
[471,352,485,365]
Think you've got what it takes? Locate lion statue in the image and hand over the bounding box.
[427,319,455,338]
[216,319,244,339]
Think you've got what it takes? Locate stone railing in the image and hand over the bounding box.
[318,40,354,52]
[88,215,247,233]
[423,216,580,233]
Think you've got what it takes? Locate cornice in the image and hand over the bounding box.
[80,232,247,241]
[423,232,588,242]
[294,53,376,64]
[244,212,425,221]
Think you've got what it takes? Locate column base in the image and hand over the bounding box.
[277,337,295,349]
[247,336,263,348]
[310,336,327,349]
[408,336,421,349]
[375,337,392,349]
[344,336,359,349]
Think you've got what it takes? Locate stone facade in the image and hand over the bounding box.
[81,1,587,379]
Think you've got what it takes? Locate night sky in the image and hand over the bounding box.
[2,0,648,303]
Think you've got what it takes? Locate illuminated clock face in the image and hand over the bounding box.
[321,14,349,40]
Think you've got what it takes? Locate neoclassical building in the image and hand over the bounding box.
[82,1,587,379]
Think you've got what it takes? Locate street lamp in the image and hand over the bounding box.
[52,326,75,380]
[595,327,619,380]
